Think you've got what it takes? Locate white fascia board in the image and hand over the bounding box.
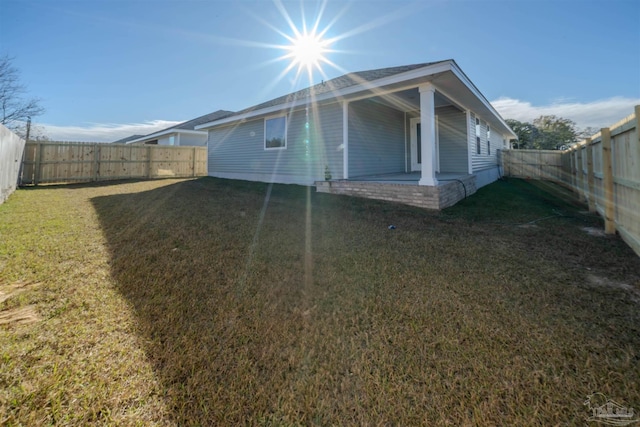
[195,61,455,130]
[126,129,206,144]
[174,129,206,136]
[449,63,517,139]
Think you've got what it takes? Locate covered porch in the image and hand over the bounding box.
[341,82,470,187]
[316,78,476,209]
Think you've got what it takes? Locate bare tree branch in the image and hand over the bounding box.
[0,55,45,136]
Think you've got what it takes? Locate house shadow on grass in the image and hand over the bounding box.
[89,177,372,424]
[91,177,640,425]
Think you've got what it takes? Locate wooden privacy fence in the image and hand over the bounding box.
[502,150,565,182]
[502,105,640,257]
[0,124,26,204]
[21,142,207,185]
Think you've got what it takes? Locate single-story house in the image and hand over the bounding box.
[196,60,517,209]
[126,109,233,146]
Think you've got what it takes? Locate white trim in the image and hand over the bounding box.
[466,110,473,174]
[475,116,482,155]
[264,114,287,151]
[343,101,349,179]
[195,61,454,130]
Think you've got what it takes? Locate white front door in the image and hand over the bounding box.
[410,116,439,172]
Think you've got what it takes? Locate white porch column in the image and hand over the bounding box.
[419,83,438,186]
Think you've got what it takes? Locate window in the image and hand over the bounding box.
[265,116,287,149]
[169,136,175,146]
[416,122,421,164]
[486,124,491,155]
[475,117,481,155]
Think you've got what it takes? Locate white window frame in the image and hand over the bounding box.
[264,115,287,150]
[475,117,481,155]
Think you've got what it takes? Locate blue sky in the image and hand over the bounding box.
[1,0,639,142]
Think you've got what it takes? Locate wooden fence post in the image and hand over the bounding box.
[502,150,509,177]
[92,143,100,182]
[192,146,197,177]
[34,142,42,186]
[576,146,585,202]
[601,127,615,234]
[569,147,578,192]
[585,138,595,212]
[147,146,152,178]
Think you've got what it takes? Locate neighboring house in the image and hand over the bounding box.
[112,134,145,144]
[196,60,517,209]
[126,110,233,146]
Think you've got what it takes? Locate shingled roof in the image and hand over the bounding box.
[234,60,449,115]
[161,109,235,132]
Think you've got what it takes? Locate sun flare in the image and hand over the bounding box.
[286,31,331,75]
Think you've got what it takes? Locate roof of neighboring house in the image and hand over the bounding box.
[112,134,145,144]
[163,109,236,131]
[126,109,234,144]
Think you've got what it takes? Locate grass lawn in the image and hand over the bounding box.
[0,177,639,425]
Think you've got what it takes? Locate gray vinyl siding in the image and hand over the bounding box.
[348,100,405,177]
[470,112,500,172]
[208,102,343,184]
[436,106,467,173]
[178,133,207,146]
[312,103,344,180]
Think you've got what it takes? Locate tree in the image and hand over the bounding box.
[506,115,578,150]
[0,55,44,138]
[531,115,577,150]
[576,126,599,141]
[505,119,537,149]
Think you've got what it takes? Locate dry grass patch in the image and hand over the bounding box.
[0,177,639,425]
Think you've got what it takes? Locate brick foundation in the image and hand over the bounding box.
[315,176,476,210]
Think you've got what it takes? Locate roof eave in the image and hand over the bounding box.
[195,60,455,130]
[448,62,517,139]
